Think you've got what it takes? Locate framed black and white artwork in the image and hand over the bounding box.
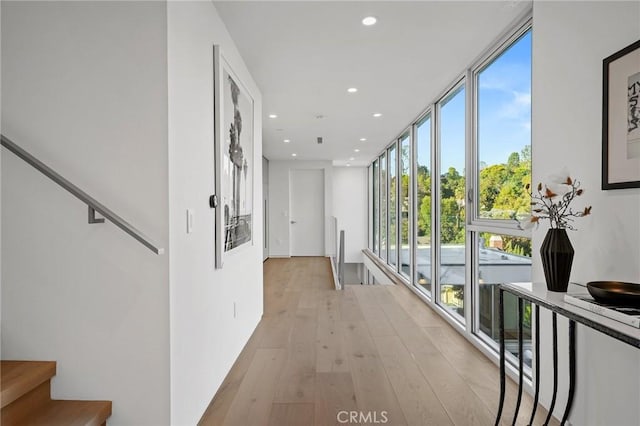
[602,39,640,189]
[213,45,255,268]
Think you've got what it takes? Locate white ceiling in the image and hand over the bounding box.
[214,1,531,166]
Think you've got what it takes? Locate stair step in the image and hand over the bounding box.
[1,361,112,426]
[11,400,112,426]
[1,361,56,408]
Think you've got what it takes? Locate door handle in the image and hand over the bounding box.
[290,220,297,224]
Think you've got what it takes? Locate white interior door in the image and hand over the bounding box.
[290,169,325,256]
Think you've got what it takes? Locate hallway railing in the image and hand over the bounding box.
[328,216,345,290]
[338,230,345,287]
[1,134,164,254]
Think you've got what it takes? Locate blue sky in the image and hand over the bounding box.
[414,30,531,175]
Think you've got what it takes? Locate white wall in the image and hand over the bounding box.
[268,160,333,257]
[333,166,368,263]
[532,2,640,424]
[167,2,263,425]
[1,2,170,425]
[1,2,3,358]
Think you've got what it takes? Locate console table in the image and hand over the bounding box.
[495,282,640,426]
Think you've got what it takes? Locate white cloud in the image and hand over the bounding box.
[514,91,531,107]
[498,90,531,120]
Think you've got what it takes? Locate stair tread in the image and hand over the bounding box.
[17,399,112,426]
[1,361,56,408]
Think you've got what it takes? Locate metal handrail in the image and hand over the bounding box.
[1,134,164,254]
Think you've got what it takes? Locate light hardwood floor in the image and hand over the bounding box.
[199,257,556,426]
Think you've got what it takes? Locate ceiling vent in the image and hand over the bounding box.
[317,137,323,145]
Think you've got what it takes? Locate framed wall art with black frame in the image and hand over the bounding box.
[213,45,255,269]
[602,39,640,190]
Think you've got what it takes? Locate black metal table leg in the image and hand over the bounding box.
[529,304,541,426]
[512,298,525,425]
[544,312,559,426]
[560,320,576,425]
[495,288,506,426]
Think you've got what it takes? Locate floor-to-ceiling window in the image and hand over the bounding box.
[400,133,410,277]
[380,152,387,262]
[389,144,397,268]
[366,15,532,368]
[372,159,379,255]
[437,84,466,322]
[414,114,432,297]
[473,28,532,364]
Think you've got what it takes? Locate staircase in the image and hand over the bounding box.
[1,361,112,426]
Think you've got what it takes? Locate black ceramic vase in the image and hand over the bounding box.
[540,228,574,292]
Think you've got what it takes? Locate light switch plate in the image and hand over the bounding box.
[186,209,194,233]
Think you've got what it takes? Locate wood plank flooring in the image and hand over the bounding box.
[199,257,557,426]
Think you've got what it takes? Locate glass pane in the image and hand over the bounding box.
[368,164,372,249]
[389,145,397,268]
[380,153,387,262]
[373,160,379,254]
[400,134,410,277]
[477,30,532,220]
[439,85,466,321]
[478,233,532,366]
[415,116,431,296]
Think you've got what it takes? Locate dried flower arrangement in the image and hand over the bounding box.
[519,173,592,230]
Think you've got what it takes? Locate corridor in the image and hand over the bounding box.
[199,257,554,425]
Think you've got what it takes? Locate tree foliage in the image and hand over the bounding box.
[480,146,532,220]
[414,145,532,255]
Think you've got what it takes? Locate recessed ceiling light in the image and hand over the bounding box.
[291,153,297,157]
[284,139,290,143]
[346,164,351,167]
[268,114,278,119]
[354,149,360,153]
[373,113,382,118]
[362,16,377,26]
[347,87,358,93]
[349,157,355,161]
[360,138,367,142]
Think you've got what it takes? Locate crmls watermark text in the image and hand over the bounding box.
[336,410,389,424]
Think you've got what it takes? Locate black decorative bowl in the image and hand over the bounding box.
[587,281,640,307]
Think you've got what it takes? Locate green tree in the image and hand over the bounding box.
[417,167,431,200]
[440,198,464,244]
[507,152,520,168]
[479,164,507,213]
[521,144,531,162]
[479,145,531,220]
[418,195,431,238]
[441,167,463,199]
